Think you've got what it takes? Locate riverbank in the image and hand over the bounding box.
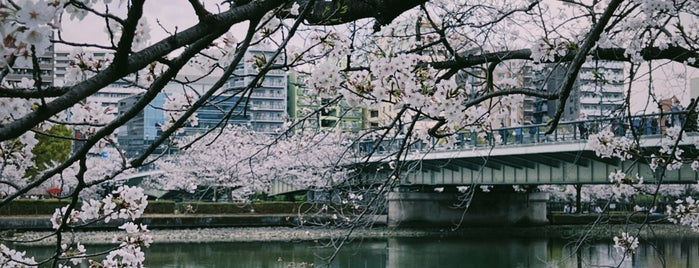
[0,212,668,231]
[3,212,693,246]
[6,223,699,246]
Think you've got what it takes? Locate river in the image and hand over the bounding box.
[16,236,699,267]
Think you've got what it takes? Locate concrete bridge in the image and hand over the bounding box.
[355,110,699,185]
[353,114,699,227]
[360,133,699,186]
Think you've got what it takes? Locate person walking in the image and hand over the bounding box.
[577,113,589,139]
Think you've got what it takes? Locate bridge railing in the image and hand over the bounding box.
[357,111,694,155]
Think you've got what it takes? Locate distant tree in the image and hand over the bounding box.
[26,124,72,179]
[154,125,354,201]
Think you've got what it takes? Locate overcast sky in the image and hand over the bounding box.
[58,1,698,112]
[59,1,246,48]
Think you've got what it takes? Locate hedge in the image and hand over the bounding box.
[0,199,70,215]
[172,202,308,215]
[0,199,313,215]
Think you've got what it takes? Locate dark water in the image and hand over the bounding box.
[14,237,699,267]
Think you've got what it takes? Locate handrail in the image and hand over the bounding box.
[358,111,696,155]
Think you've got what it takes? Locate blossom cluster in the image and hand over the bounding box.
[0,244,38,267]
[666,196,699,231]
[60,243,87,265]
[607,170,644,199]
[0,0,60,68]
[608,170,643,187]
[0,131,38,187]
[161,92,199,132]
[342,192,364,210]
[156,125,353,200]
[613,232,640,254]
[648,126,685,171]
[43,185,150,267]
[68,101,117,137]
[91,222,152,267]
[530,37,572,64]
[587,129,635,160]
[51,185,148,229]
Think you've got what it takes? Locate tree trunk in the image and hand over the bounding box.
[575,184,582,214]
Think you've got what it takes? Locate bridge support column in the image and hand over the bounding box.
[387,191,549,227]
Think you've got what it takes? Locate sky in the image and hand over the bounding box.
[59,1,230,47]
[57,0,699,113]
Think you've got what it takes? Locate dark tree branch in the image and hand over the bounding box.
[547,0,624,133]
[428,46,699,71]
[111,0,145,67]
[188,0,213,21]
[0,87,70,98]
[0,0,287,142]
[0,0,425,141]
[294,0,426,29]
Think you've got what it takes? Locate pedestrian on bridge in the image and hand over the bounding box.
[514,122,523,143]
[578,113,589,139]
[671,99,683,127]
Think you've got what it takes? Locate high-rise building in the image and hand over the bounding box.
[529,61,625,122]
[116,47,294,157]
[116,92,166,158]
[117,69,227,158]
[54,50,142,109]
[492,61,534,126]
[5,47,54,87]
[226,47,288,133]
[454,60,533,127]
[287,71,363,131]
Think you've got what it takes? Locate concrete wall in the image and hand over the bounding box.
[387,191,549,228]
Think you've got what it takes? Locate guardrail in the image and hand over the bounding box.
[357,111,695,155]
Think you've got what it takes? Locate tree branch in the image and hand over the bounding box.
[547,0,624,133]
[0,0,287,142]
[295,0,426,29]
[428,46,699,72]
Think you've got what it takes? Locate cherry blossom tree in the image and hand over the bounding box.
[153,125,355,201]
[1,0,699,266]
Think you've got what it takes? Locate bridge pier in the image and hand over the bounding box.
[387,190,549,227]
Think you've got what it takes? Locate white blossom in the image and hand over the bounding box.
[0,244,37,267]
[289,3,300,16]
[613,232,639,254]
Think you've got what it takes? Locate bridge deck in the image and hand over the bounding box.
[360,133,699,186]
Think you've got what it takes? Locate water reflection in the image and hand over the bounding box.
[14,236,699,267]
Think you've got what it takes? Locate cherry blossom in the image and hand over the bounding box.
[0,244,37,267]
[155,125,354,200]
[667,197,699,231]
[613,232,640,254]
[587,129,635,160]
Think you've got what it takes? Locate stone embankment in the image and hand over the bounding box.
[7,224,699,246]
[2,213,696,245]
[2,224,699,245]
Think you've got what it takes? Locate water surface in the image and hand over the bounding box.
[15,236,699,267]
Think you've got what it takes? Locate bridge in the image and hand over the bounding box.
[357,114,699,186]
[350,113,699,227]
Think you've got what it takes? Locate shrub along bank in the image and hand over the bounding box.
[0,199,312,216]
